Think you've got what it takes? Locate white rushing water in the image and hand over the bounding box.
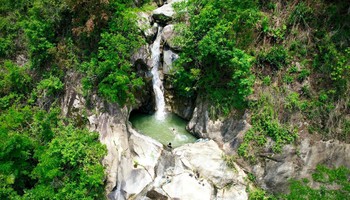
[151,26,166,120]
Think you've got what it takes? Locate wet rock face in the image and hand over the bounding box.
[133,0,195,119]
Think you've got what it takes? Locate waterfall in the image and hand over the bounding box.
[151,26,166,120]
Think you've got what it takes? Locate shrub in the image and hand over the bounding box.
[262,76,271,86]
[258,46,289,70]
[288,2,314,28]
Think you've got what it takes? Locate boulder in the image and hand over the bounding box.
[137,12,152,30]
[129,129,163,179]
[163,47,178,75]
[174,140,247,188]
[187,97,251,152]
[61,71,132,194]
[162,173,212,200]
[217,185,249,200]
[131,44,152,69]
[161,24,180,50]
[136,12,158,43]
[152,0,183,24]
[145,23,158,43]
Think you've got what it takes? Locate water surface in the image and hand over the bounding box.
[129,112,197,148]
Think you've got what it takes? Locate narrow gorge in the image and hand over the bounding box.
[63,1,350,199]
[1,0,349,199]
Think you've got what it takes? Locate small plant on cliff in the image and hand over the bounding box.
[282,165,350,199]
[238,93,298,160]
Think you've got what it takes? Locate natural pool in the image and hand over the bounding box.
[129,112,197,148]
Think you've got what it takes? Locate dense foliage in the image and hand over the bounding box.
[1,0,349,199]
[0,0,147,198]
[0,105,106,199]
[172,0,258,115]
[81,4,145,105]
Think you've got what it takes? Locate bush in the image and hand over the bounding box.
[288,2,314,28]
[81,6,145,106]
[258,46,289,70]
[0,61,32,96]
[239,94,298,159]
[172,0,259,115]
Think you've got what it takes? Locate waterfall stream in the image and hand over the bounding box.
[151,26,166,120]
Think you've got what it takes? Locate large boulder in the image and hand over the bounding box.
[187,97,251,153]
[108,129,163,199]
[152,0,183,24]
[173,140,247,188]
[61,71,132,194]
[162,173,213,200]
[145,23,159,43]
[131,44,152,69]
[161,24,180,50]
[163,47,178,75]
[136,12,158,43]
[148,140,249,200]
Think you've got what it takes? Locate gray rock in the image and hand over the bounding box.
[162,173,212,200]
[154,0,164,7]
[174,140,247,188]
[137,12,152,30]
[252,138,350,193]
[187,97,251,151]
[152,0,183,24]
[136,12,158,43]
[145,23,159,43]
[61,71,132,194]
[163,47,178,75]
[131,44,152,69]
[217,185,249,200]
[161,24,180,50]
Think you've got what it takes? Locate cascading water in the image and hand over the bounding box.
[130,25,197,148]
[151,26,166,120]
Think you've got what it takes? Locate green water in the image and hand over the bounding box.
[129,112,197,148]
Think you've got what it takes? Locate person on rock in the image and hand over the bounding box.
[167,142,172,149]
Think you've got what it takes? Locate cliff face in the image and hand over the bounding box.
[61,72,250,200]
[59,2,250,199]
[61,0,350,198]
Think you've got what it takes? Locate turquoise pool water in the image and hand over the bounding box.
[129,112,197,148]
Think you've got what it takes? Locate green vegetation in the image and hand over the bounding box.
[172,0,258,115]
[235,0,350,161]
[0,0,148,199]
[283,165,350,199]
[1,0,349,198]
[0,106,106,199]
[81,6,145,105]
[238,93,298,161]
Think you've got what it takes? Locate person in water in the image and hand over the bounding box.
[167,142,172,149]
